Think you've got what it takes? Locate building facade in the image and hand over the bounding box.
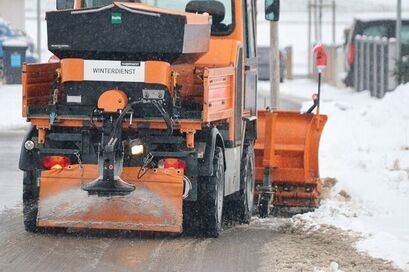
[0,0,25,30]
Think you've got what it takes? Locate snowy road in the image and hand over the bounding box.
[0,132,401,272]
[0,209,401,272]
[0,131,24,211]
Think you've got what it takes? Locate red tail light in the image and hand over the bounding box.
[43,156,71,170]
[158,159,186,170]
[348,44,355,66]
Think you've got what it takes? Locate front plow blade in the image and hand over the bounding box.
[256,110,328,209]
[37,165,184,233]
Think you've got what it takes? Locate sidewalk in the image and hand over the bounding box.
[0,84,27,132]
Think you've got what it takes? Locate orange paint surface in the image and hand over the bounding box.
[97,90,128,113]
[255,110,328,207]
[38,165,184,233]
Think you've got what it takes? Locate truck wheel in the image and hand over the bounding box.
[237,144,255,224]
[23,171,40,233]
[199,147,225,238]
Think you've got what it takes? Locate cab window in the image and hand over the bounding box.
[81,0,234,35]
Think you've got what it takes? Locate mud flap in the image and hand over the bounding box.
[37,165,184,233]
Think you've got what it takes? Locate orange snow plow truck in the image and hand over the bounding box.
[19,0,327,237]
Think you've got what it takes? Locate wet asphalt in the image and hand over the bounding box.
[0,131,24,210]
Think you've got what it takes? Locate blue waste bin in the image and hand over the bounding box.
[2,39,28,84]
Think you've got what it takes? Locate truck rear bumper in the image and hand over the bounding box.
[37,165,184,233]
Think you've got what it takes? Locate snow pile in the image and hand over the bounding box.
[297,83,409,270]
[0,84,27,131]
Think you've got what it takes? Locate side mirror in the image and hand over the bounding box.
[265,0,280,22]
[56,0,75,10]
[185,1,226,24]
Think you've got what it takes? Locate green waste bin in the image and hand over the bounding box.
[2,39,28,84]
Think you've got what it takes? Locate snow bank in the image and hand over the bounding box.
[0,84,28,131]
[295,83,409,270]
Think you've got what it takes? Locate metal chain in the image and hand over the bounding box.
[138,153,154,179]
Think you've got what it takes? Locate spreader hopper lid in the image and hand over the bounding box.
[46,2,211,62]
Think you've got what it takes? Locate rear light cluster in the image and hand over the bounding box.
[42,156,186,171]
[157,159,186,170]
[43,156,71,170]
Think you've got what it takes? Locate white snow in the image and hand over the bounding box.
[2,39,29,48]
[261,80,409,271]
[313,84,409,271]
[0,84,28,132]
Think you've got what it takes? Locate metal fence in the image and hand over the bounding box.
[354,35,398,98]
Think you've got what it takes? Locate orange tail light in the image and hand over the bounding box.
[158,159,186,170]
[43,156,71,170]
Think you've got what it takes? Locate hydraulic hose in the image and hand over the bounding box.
[109,100,174,142]
[151,100,174,135]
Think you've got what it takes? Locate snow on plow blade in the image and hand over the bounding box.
[37,165,184,233]
[255,110,328,208]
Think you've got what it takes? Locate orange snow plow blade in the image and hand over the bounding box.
[37,165,184,233]
[255,110,328,208]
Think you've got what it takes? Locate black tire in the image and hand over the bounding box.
[199,147,225,238]
[23,171,40,233]
[236,144,255,224]
[182,201,201,235]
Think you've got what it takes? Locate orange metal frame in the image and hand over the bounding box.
[262,111,327,184]
[255,110,328,207]
[22,63,60,118]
